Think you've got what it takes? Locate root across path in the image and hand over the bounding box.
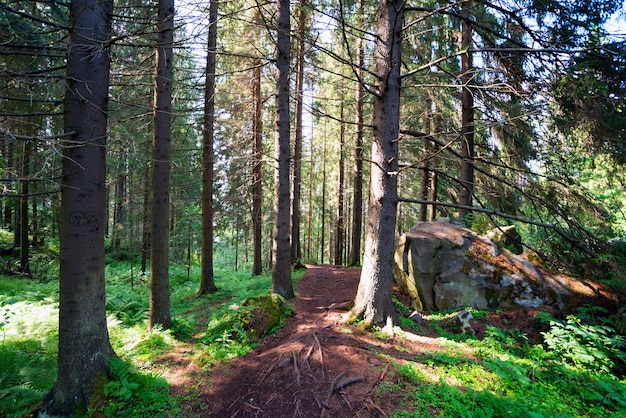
[167,265,449,417]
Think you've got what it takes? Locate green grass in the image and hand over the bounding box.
[381,345,626,417]
[0,257,301,417]
[2,257,625,417]
[375,299,626,417]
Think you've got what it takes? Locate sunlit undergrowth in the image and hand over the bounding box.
[377,303,626,417]
[0,260,301,417]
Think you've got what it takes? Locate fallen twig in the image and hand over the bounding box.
[376,363,389,387]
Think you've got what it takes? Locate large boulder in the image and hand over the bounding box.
[393,220,614,313]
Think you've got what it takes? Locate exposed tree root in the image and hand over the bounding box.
[337,375,365,390]
[321,372,345,413]
[292,351,301,385]
[300,340,315,369]
[326,300,354,311]
[320,372,366,416]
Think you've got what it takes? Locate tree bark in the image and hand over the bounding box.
[19,139,30,274]
[335,100,346,265]
[430,99,440,221]
[419,101,431,222]
[350,0,403,328]
[291,5,306,264]
[112,171,126,258]
[272,0,294,299]
[199,0,218,294]
[348,0,365,267]
[149,0,174,329]
[458,0,474,220]
[37,0,116,414]
[252,56,263,276]
[141,135,151,275]
[321,131,327,264]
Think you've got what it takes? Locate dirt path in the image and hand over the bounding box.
[164,265,447,417]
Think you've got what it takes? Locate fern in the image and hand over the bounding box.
[100,358,177,417]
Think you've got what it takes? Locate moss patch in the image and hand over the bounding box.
[241,293,294,341]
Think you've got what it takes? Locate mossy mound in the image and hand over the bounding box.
[241,293,295,341]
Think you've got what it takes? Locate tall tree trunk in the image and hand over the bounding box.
[272,0,294,298]
[38,0,116,414]
[199,0,218,294]
[419,96,432,222]
[335,101,345,265]
[19,139,30,274]
[349,0,365,267]
[291,5,306,264]
[141,134,151,275]
[430,99,440,220]
[252,56,263,276]
[307,132,314,260]
[149,0,174,330]
[458,0,474,220]
[350,0,403,328]
[2,139,14,228]
[112,171,126,258]
[320,132,327,264]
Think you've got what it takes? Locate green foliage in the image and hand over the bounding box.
[0,230,12,251]
[96,357,178,418]
[392,297,411,314]
[198,292,294,365]
[106,290,148,326]
[0,340,57,418]
[381,335,626,417]
[482,325,531,357]
[541,310,626,374]
[199,304,256,364]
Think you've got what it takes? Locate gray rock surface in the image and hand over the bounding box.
[393,220,609,312]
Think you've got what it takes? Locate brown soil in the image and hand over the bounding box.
[162,265,552,417]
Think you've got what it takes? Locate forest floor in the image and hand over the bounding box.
[160,265,549,417]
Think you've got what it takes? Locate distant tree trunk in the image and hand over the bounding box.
[149,0,174,330]
[430,99,440,220]
[349,0,365,267]
[141,134,151,275]
[112,172,126,257]
[37,0,116,414]
[291,5,306,264]
[251,3,264,276]
[458,0,474,220]
[2,139,14,228]
[350,0,403,328]
[252,57,263,275]
[19,140,30,273]
[320,132,327,264]
[335,101,345,266]
[307,133,314,260]
[199,0,218,294]
[419,97,432,222]
[272,0,294,298]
